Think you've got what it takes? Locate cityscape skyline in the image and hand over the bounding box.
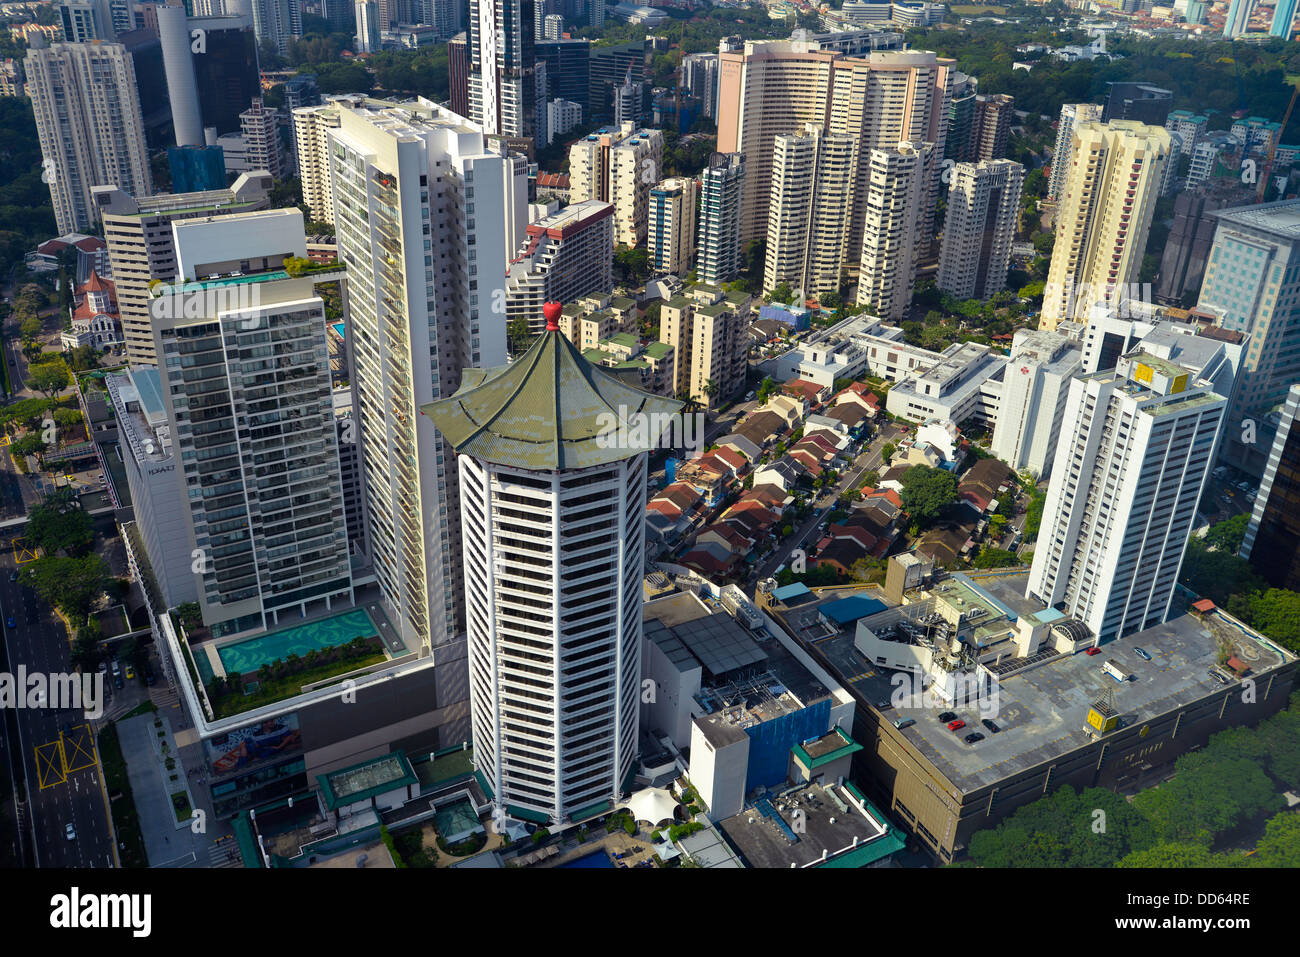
[0,1,1297,884]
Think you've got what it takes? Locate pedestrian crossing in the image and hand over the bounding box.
[207,838,241,868]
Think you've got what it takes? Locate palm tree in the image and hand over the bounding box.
[676,391,701,415]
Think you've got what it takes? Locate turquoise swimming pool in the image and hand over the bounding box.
[216,608,380,676]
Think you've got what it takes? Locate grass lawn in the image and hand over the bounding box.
[208,652,387,719]
[949,3,1007,11]
[97,723,148,868]
[170,790,192,824]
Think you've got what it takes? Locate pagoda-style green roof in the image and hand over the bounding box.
[422,329,682,470]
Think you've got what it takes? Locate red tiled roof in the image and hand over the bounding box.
[713,446,747,471]
[787,449,822,474]
[864,487,903,509]
[1192,598,1216,612]
[78,270,113,294]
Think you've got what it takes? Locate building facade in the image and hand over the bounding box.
[26,39,153,235]
[856,143,928,320]
[937,159,1024,302]
[95,172,272,367]
[648,177,697,278]
[1240,384,1300,590]
[505,200,614,335]
[1047,103,1102,202]
[567,124,664,248]
[1041,120,1171,329]
[1026,353,1226,642]
[150,209,353,637]
[696,152,746,287]
[327,98,523,651]
[424,303,680,825]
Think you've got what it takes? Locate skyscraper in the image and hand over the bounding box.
[190,13,261,138]
[764,124,856,297]
[1196,200,1300,476]
[937,159,1024,302]
[970,93,1013,161]
[1270,0,1295,35]
[149,208,353,636]
[716,40,955,256]
[696,152,745,286]
[1026,352,1227,642]
[1041,120,1171,330]
[659,285,752,409]
[95,171,272,366]
[990,329,1083,480]
[856,143,929,320]
[25,38,153,235]
[1240,384,1300,590]
[1223,0,1258,37]
[568,124,663,248]
[423,301,680,825]
[1101,82,1173,126]
[251,0,300,56]
[648,177,697,278]
[1048,103,1103,201]
[468,0,544,146]
[536,38,589,118]
[355,0,379,52]
[157,3,203,146]
[505,200,614,335]
[327,98,524,651]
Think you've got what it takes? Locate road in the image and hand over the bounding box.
[751,421,906,589]
[0,539,117,867]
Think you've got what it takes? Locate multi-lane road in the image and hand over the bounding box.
[0,540,117,867]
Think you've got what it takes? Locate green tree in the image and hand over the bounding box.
[881,442,896,465]
[899,465,958,526]
[1132,752,1279,847]
[9,434,47,457]
[19,315,42,342]
[1253,811,1300,867]
[27,554,111,619]
[1204,513,1249,554]
[27,361,71,400]
[1116,842,1222,868]
[25,489,94,556]
[769,281,794,305]
[972,546,1019,569]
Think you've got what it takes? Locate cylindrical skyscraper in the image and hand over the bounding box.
[158,4,204,147]
[424,302,681,827]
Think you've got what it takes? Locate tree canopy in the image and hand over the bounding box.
[25,489,93,556]
[899,465,958,525]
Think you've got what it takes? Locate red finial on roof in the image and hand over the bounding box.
[543,301,562,332]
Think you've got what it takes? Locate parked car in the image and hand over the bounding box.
[4,616,13,629]
[1207,669,1229,685]
[963,732,984,744]
[1085,646,1102,656]
[937,711,957,723]
[893,717,915,730]
[1133,646,1152,661]
[65,823,75,841]
[981,718,1000,734]
[124,664,135,680]
[947,719,966,732]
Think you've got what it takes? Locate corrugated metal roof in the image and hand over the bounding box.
[423,329,682,470]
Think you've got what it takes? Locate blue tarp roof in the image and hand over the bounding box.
[821,595,887,624]
[772,582,812,602]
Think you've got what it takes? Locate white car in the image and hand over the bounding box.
[65,823,75,841]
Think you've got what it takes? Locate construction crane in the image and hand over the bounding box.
[1258,82,1300,203]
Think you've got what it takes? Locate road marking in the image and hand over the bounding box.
[11,537,38,564]
[35,740,66,790]
[61,723,96,773]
